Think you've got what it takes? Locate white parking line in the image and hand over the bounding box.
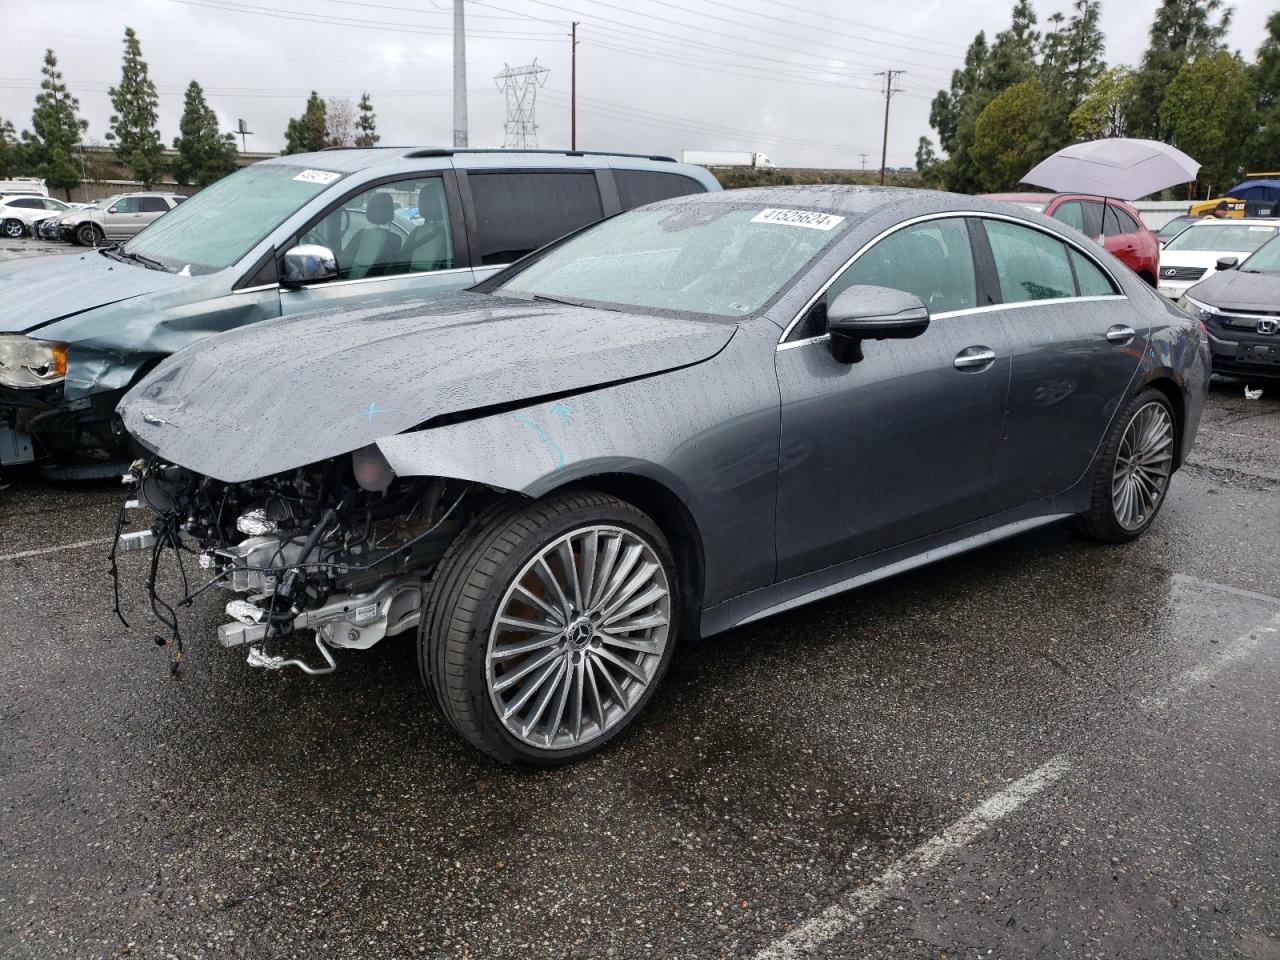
[0,537,114,563]
[753,609,1280,959]
[753,756,1072,960]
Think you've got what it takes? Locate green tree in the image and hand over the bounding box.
[355,92,379,147]
[23,50,87,200]
[284,91,328,154]
[107,27,164,188]
[971,77,1046,190]
[1159,50,1255,196]
[915,136,940,185]
[1070,66,1135,140]
[1247,13,1280,170]
[0,117,22,177]
[929,33,992,193]
[1038,0,1106,152]
[986,0,1040,91]
[1128,0,1232,139]
[171,80,238,187]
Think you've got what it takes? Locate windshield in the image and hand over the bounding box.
[122,163,346,275]
[1164,222,1279,253]
[494,203,848,317]
[1157,218,1193,242]
[1239,234,1280,273]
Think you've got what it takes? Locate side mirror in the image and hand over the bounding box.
[1215,256,1238,271]
[281,244,338,287]
[826,285,930,364]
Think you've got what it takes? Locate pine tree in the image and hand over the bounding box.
[284,92,328,154]
[1248,13,1280,169]
[0,117,21,177]
[23,50,88,200]
[355,92,379,147]
[1128,0,1232,139]
[986,0,1040,91]
[171,81,238,187]
[107,27,164,188]
[1038,0,1106,154]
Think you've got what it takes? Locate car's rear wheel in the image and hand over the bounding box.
[75,222,102,246]
[1077,388,1176,543]
[2,218,25,239]
[421,489,679,766]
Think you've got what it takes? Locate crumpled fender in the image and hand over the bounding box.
[376,320,784,608]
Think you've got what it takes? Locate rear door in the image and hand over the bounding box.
[977,216,1146,506]
[279,171,473,316]
[774,216,1012,579]
[459,169,609,282]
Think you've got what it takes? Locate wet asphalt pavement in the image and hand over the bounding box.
[2,236,1279,959]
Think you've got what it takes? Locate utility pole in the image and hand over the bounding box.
[453,0,468,147]
[570,22,579,150]
[859,152,869,171]
[874,69,905,186]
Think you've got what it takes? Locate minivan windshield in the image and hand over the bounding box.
[494,203,847,318]
[122,163,346,275]
[1163,221,1279,253]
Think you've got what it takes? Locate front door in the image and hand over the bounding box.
[102,197,146,240]
[279,173,475,316]
[774,216,1012,580]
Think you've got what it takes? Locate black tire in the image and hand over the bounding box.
[420,488,680,766]
[2,218,25,239]
[1075,387,1176,543]
[75,222,102,246]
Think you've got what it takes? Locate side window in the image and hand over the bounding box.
[301,176,455,281]
[1069,248,1118,296]
[1051,200,1086,232]
[111,197,140,214]
[138,197,169,213]
[43,198,64,210]
[1101,204,1125,237]
[614,170,705,210]
[983,220,1076,302]
[171,196,186,205]
[1115,208,1141,234]
[12,197,41,209]
[468,172,603,265]
[1081,201,1105,238]
[827,217,976,315]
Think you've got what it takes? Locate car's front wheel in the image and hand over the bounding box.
[1,218,25,239]
[1077,387,1176,543]
[421,489,679,766]
[75,222,102,246]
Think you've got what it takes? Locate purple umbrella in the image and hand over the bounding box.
[1021,138,1200,201]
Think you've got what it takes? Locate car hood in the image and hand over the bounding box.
[1160,249,1255,271]
[120,290,736,483]
[0,249,192,335]
[1185,268,1280,311]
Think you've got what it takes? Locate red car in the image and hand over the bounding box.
[982,193,1160,287]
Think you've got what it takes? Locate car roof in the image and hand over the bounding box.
[1227,178,1280,191]
[657,184,1065,220]
[1186,217,1280,226]
[259,147,689,173]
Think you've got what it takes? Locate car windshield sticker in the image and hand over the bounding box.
[292,169,342,185]
[1248,226,1275,232]
[751,208,846,230]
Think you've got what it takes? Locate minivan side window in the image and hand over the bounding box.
[983,220,1076,302]
[614,170,705,210]
[827,217,977,315]
[468,172,603,265]
[301,176,456,280]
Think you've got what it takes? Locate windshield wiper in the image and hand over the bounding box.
[115,249,170,272]
[531,294,618,312]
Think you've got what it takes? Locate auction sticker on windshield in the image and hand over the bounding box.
[751,208,846,230]
[292,169,342,185]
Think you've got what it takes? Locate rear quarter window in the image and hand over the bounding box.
[1069,249,1118,296]
[468,171,604,265]
[614,170,705,210]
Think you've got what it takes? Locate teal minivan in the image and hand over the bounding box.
[0,148,719,475]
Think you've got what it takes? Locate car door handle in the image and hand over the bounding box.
[953,346,996,371]
[1105,325,1135,344]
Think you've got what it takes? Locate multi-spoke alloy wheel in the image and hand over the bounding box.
[1111,400,1174,531]
[486,525,671,751]
[421,490,679,766]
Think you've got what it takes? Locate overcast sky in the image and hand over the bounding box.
[3,0,1274,169]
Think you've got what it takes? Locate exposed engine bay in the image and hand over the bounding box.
[115,447,480,675]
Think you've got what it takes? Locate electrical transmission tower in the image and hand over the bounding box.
[495,60,550,149]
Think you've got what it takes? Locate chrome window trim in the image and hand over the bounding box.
[777,209,1128,346]
[1185,294,1280,322]
[776,295,1129,351]
[281,265,474,291]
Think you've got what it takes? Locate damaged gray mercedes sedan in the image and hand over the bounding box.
[115,186,1210,765]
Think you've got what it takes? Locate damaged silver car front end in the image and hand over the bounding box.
[114,451,475,676]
